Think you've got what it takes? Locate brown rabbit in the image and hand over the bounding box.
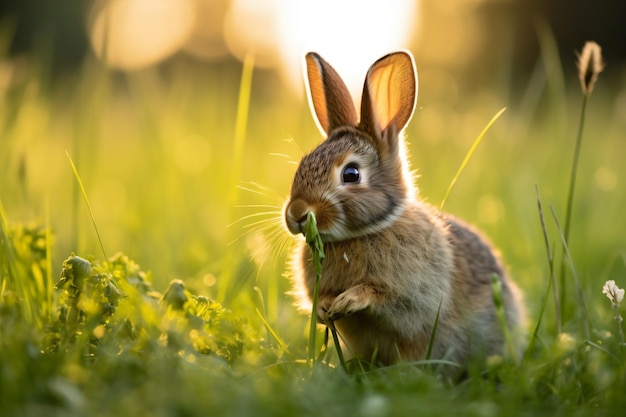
[284,51,525,372]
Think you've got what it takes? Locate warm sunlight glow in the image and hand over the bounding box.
[222,0,283,68]
[88,0,419,94]
[89,0,195,70]
[183,0,231,61]
[224,0,419,96]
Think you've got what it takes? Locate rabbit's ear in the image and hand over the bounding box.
[305,52,358,136]
[360,52,417,153]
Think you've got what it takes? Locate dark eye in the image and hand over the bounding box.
[341,165,360,184]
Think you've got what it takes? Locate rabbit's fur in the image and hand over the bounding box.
[284,51,524,371]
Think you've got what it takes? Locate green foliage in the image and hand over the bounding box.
[0,219,53,326]
[1,227,253,415]
[303,211,323,364]
[304,211,325,277]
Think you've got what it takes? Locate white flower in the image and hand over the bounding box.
[602,280,624,306]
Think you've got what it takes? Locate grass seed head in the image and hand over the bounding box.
[577,41,604,95]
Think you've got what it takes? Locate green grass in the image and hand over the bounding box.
[1,40,626,416]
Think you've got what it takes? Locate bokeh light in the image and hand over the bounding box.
[223,0,419,96]
[88,0,418,96]
[89,0,195,70]
[183,0,231,61]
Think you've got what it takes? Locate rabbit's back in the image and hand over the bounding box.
[445,215,525,357]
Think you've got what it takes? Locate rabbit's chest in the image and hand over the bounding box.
[316,233,428,293]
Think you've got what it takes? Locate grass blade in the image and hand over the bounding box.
[491,274,518,363]
[439,107,506,212]
[44,196,54,314]
[305,211,324,366]
[255,308,288,352]
[425,297,443,360]
[562,78,589,242]
[523,186,560,362]
[303,211,347,371]
[558,93,589,320]
[66,151,107,260]
[549,203,591,340]
[329,322,347,372]
[219,52,255,301]
[0,201,52,325]
[0,200,33,324]
[535,185,561,333]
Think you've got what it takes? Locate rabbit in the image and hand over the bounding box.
[284,51,525,373]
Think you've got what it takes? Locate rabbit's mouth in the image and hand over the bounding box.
[284,197,344,241]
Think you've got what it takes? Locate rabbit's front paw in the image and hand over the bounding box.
[326,284,380,322]
[316,295,335,325]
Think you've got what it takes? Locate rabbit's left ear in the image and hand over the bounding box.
[305,52,358,136]
[360,52,417,153]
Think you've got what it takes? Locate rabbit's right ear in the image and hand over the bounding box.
[360,52,416,156]
[305,52,358,136]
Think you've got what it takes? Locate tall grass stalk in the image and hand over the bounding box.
[550,204,591,340]
[439,107,506,212]
[425,298,442,360]
[534,18,567,124]
[329,322,347,372]
[71,68,111,254]
[66,151,107,261]
[558,41,603,321]
[491,274,519,363]
[535,185,561,333]
[219,53,255,301]
[562,94,588,245]
[0,201,31,323]
[255,308,288,352]
[305,211,323,365]
[44,196,53,313]
[0,201,52,326]
[558,94,587,320]
[304,211,347,371]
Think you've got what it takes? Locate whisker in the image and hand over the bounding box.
[283,137,303,155]
[228,215,286,246]
[235,219,282,235]
[234,204,281,209]
[264,232,295,262]
[269,153,300,167]
[236,185,273,198]
[243,220,285,233]
[238,183,286,205]
[242,181,278,192]
[228,177,298,273]
[251,236,295,277]
[228,211,283,227]
[269,153,291,159]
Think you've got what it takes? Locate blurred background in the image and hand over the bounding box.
[2,0,626,93]
[0,0,624,324]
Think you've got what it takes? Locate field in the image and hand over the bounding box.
[1,36,626,416]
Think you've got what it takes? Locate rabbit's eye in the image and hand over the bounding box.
[342,165,360,184]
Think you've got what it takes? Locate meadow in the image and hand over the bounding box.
[1,38,625,416]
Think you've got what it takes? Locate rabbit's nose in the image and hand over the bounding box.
[285,198,313,235]
[292,211,311,235]
[297,213,309,230]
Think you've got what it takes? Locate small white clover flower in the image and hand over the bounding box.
[602,280,624,307]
